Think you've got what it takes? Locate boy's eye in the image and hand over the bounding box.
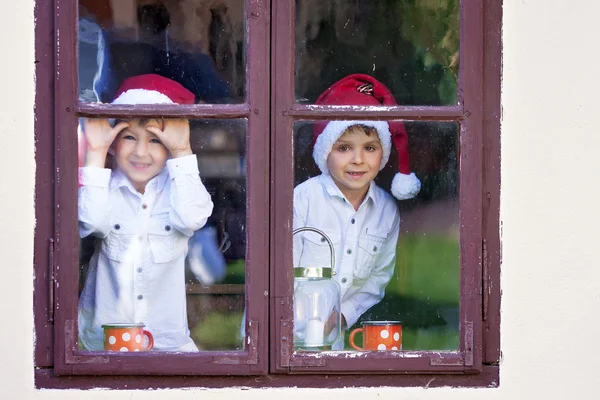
[337,145,351,152]
[150,138,163,144]
[122,135,135,141]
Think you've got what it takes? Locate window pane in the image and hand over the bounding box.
[78,118,246,352]
[293,120,458,351]
[295,0,459,105]
[78,0,245,103]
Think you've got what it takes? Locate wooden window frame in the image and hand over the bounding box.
[270,0,499,377]
[34,0,270,377]
[34,0,501,388]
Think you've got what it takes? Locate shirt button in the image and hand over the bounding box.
[373,246,378,252]
[137,267,143,273]
[351,218,355,224]
[137,295,143,300]
[346,249,352,255]
[114,224,120,230]
[164,225,171,232]
[320,237,326,243]
[341,277,347,284]
[141,204,148,210]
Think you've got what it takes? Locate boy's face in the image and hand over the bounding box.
[113,119,169,193]
[326,126,383,200]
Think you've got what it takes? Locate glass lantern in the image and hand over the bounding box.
[293,227,341,349]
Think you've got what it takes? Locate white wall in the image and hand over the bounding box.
[2,0,599,398]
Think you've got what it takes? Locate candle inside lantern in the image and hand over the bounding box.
[304,319,325,346]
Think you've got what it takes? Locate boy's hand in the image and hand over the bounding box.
[325,310,346,335]
[146,118,193,158]
[81,118,129,168]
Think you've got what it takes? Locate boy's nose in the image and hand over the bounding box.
[134,141,148,156]
[351,150,364,164]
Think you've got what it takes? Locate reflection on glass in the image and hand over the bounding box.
[78,118,247,352]
[295,0,459,105]
[293,120,459,351]
[78,0,245,103]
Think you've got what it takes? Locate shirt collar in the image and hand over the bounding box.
[110,167,169,195]
[318,173,378,207]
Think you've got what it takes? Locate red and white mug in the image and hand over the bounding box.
[102,323,154,352]
[349,321,402,351]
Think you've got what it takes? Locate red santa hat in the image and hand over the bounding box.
[111,74,195,105]
[312,73,421,200]
[78,74,194,186]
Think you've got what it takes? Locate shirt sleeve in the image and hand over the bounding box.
[340,209,400,328]
[78,167,113,238]
[166,154,214,236]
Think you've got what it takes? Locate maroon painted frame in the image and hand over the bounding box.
[270,0,494,376]
[46,0,270,376]
[33,0,501,388]
[33,0,56,368]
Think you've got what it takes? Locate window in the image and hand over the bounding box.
[34,0,500,388]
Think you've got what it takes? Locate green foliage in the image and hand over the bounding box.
[392,233,459,304]
[223,259,245,283]
[397,0,459,105]
[402,326,459,350]
[191,311,244,350]
[298,0,459,105]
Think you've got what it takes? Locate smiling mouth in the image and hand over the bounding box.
[346,171,366,178]
[131,162,151,169]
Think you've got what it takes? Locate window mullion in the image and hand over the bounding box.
[270,0,296,374]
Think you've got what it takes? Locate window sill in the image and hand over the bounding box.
[35,365,499,389]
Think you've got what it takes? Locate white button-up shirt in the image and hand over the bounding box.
[78,155,213,351]
[293,174,400,330]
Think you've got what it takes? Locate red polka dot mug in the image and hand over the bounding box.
[349,321,402,351]
[102,323,154,352]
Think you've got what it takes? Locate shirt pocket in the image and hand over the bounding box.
[297,230,339,269]
[355,229,388,280]
[102,220,136,262]
[148,210,186,264]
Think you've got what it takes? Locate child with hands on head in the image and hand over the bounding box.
[78,74,214,352]
[293,74,421,349]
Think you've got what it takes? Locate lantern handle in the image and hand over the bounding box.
[293,227,335,270]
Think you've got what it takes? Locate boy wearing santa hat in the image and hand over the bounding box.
[293,74,420,349]
[78,74,214,351]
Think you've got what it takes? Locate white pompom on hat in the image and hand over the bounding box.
[111,73,195,105]
[312,74,421,200]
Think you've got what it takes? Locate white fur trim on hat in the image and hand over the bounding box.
[112,89,174,105]
[312,120,392,174]
[391,172,421,200]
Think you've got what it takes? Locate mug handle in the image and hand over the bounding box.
[143,330,154,350]
[349,327,364,350]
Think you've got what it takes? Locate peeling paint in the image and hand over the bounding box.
[292,350,431,359]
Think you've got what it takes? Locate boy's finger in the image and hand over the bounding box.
[111,121,130,137]
[162,118,188,129]
[145,125,166,138]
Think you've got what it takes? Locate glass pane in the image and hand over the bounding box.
[78,0,245,103]
[293,120,458,351]
[78,117,246,352]
[295,0,459,105]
